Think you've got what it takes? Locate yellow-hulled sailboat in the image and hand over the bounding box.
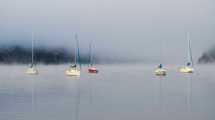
[155,37,167,76]
[65,34,81,76]
[155,64,167,76]
[65,64,80,76]
[179,32,194,73]
[26,32,38,75]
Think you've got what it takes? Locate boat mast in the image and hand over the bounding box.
[31,32,34,66]
[74,34,78,65]
[76,34,81,69]
[160,35,164,66]
[89,40,93,66]
[187,32,193,67]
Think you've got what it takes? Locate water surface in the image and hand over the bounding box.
[0,64,214,120]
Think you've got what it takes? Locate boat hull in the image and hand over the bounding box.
[155,68,167,76]
[179,67,194,73]
[88,68,98,73]
[26,68,38,75]
[65,69,80,76]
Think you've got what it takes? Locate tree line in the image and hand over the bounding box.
[0,45,92,64]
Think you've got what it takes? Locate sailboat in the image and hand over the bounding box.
[88,40,98,73]
[26,32,39,75]
[155,38,167,76]
[179,32,194,73]
[65,34,81,76]
[155,64,167,76]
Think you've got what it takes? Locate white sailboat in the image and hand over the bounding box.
[26,32,38,75]
[179,32,194,73]
[155,38,167,76]
[88,40,98,74]
[155,64,167,76]
[65,34,81,76]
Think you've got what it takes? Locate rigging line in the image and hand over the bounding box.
[31,32,34,66]
[75,34,82,69]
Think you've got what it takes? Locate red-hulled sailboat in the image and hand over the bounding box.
[88,40,98,74]
[88,67,98,73]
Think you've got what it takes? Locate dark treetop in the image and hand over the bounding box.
[0,45,92,64]
[199,46,215,63]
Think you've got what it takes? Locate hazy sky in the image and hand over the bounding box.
[0,0,215,63]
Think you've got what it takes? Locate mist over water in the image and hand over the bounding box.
[0,0,215,119]
[0,0,215,63]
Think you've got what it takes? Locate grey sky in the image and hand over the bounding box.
[0,0,215,63]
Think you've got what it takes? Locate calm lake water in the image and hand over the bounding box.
[0,64,215,120]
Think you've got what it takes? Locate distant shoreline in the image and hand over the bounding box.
[198,47,215,64]
[0,45,90,64]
